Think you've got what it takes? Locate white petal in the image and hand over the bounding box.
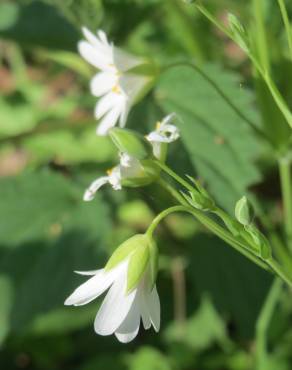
[90,72,117,97]
[119,74,147,101]
[94,266,137,335]
[81,27,113,60]
[114,48,143,72]
[74,269,100,276]
[115,293,141,343]
[140,292,151,330]
[64,268,119,306]
[83,176,109,201]
[96,100,126,136]
[147,285,160,332]
[161,113,176,126]
[108,166,122,190]
[94,92,122,119]
[78,40,113,71]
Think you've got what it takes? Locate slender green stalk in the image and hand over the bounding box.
[277,0,292,60]
[279,156,292,250]
[255,279,283,370]
[252,0,270,73]
[194,2,292,131]
[156,161,292,286]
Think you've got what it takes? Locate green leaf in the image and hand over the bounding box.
[0,171,78,246]
[165,295,229,351]
[156,64,262,212]
[126,347,171,370]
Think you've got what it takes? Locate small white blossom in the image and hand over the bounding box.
[146,113,180,158]
[65,254,160,343]
[79,27,148,136]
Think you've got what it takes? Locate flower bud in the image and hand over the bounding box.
[235,196,251,226]
[183,176,215,211]
[109,128,153,160]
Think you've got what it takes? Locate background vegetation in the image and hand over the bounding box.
[0,0,292,369]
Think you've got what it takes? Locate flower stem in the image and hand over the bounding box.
[277,0,292,61]
[255,279,283,370]
[279,156,292,251]
[155,161,292,286]
[193,2,292,131]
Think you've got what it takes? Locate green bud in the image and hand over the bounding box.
[228,13,249,52]
[183,176,215,211]
[244,225,271,260]
[183,191,215,212]
[109,128,153,160]
[235,196,251,226]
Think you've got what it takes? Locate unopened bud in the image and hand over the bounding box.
[235,196,251,226]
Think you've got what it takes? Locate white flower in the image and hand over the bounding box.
[146,113,180,158]
[83,153,143,201]
[65,236,160,343]
[79,27,149,136]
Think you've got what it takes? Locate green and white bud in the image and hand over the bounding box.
[235,196,251,226]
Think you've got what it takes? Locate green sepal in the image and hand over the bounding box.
[235,196,251,226]
[127,235,150,292]
[216,210,243,237]
[148,239,159,289]
[244,225,272,260]
[109,128,153,160]
[105,234,147,272]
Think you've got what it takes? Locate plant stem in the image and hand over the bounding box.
[279,156,292,251]
[255,279,283,370]
[277,0,292,61]
[156,161,292,286]
[193,2,292,131]
[252,0,270,73]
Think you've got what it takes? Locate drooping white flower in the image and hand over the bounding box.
[65,234,160,343]
[79,27,149,136]
[146,113,180,158]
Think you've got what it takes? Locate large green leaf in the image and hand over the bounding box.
[155,64,262,211]
[0,171,78,246]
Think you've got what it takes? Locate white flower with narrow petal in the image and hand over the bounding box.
[79,27,150,136]
[65,234,160,343]
[146,113,180,158]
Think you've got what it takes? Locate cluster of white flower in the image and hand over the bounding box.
[65,28,181,343]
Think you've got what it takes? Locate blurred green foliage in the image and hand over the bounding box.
[1,0,292,370]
